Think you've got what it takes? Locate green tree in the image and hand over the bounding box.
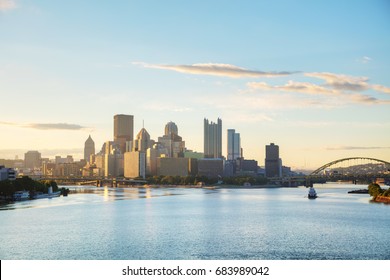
[382,188,390,197]
[368,183,382,199]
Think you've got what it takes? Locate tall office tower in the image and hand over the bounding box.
[114,114,134,154]
[133,128,153,152]
[24,151,41,169]
[104,144,124,178]
[164,121,178,136]
[265,143,281,178]
[84,135,95,162]
[158,121,185,158]
[124,151,146,179]
[227,129,241,160]
[204,118,222,158]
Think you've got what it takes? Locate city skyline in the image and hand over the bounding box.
[1,0,390,170]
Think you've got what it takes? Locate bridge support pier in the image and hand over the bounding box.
[111,179,118,188]
[305,177,313,188]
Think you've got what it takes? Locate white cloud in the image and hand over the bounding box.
[371,84,390,94]
[134,61,390,106]
[248,80,339,95]
[0,121,88,130]
[134,62,297,78]
[357,56,372,64]
[305,72,370,91]
[306,72,390,95]
[27,123,87,130]
[0,0,16,11]
[247,72,390,105]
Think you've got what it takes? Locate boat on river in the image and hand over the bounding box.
[348,189,369,194]
[13,191,30,201]
[31,191,61,199]
[31,186,61,199]
[308,187,317,199]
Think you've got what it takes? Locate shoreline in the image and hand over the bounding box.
[374,196,390,204]
[112,184,286,189]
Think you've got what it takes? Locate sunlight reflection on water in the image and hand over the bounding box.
[0,183,389,260]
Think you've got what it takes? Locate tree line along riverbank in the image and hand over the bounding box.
[0,176,61,201]
[145,175,268,186]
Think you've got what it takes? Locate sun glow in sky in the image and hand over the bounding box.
[1,0,389,170]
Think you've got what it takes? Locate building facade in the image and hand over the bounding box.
[114,114,134,154]
[127,128,152,153]
[265,143,281,177]
[124,151,146,178]
[204,118,222,158]
[24,151,41,169]
[55,155,74,164]
[227,129,241,161]
[0,165,16,181]
[104,142,124,177]
[158,121,185,158]
[157,158,197,177]
[165,121,178,136]
[84,135,95,162]
[197,158,224,178]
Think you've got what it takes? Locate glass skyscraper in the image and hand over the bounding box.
[227,129,241,160]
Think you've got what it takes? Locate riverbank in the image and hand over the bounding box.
[126,184,284,189]
[374,196,390,204]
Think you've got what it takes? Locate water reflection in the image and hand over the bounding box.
[0,186,190,210]
[0,183,381,211]
[1,184,389,260]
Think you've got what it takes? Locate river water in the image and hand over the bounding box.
[0,183,389,260]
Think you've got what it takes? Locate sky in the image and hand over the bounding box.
[0,0,390,170]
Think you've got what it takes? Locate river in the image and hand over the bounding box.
[0,183,389,260]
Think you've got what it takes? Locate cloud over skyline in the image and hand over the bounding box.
[26,123,87,130]
[136,61,390,106]
[0,122,88,130]
[247,72,390,105]
[306,72,390,94]
[134,62,297,78]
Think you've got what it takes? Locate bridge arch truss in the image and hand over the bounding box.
[310,157,390,176]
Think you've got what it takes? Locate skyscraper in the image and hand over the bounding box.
[164,121,178,136]
[124,151,146,179]
[133,128,152,152]
[24,151,41,169]
[204,118,222,158]
[158,121,185,158]
[114,114,134,154]
[265,143,281,177]
[105,142,124,177]
[227,129,241,160]
[84,135,95,162]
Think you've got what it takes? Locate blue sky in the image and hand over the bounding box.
[1,0,389,169]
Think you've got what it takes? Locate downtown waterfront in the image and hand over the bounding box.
[0,183,389,260]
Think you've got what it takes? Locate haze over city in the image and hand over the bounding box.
[1,0,390,170]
